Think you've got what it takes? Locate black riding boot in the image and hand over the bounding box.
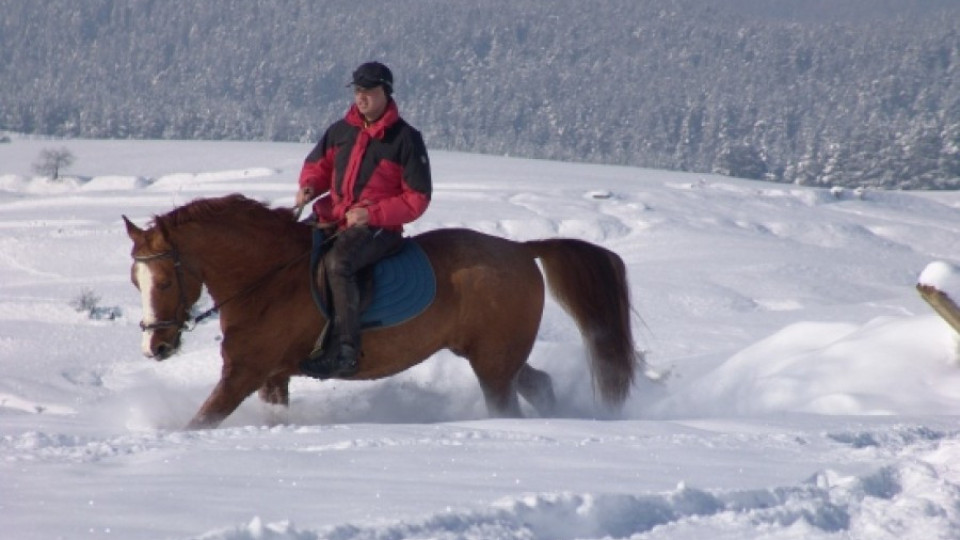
[299,226,401,379]
[327,265,361,376]
[300,296,360,379]
[299,269,360,378]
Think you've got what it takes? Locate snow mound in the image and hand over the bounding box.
[80,175,150,191]
[919,261,960,297]
[0,174,150,192]
[149,168,277,190]
[0,174,26,191]
[0,175,82,193]
[651,315,960,417]
[0,394,76,416]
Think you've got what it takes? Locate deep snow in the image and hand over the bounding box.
[1,137,960,539]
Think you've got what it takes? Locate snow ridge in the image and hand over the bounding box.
[199,429,960,540]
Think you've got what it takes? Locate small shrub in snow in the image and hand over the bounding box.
[89,305,122,321]
[70,288,100,312]
[587,190,614,200]
[70,288,122,320]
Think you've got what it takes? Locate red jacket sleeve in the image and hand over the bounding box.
[366,130,431,228]
[298,146,334,194]
[366,186,430,228]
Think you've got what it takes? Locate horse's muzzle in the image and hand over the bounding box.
[143,331,181,361]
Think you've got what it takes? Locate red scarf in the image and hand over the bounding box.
[339,100,399,207]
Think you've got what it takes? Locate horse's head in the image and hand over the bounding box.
[123,216,203,360]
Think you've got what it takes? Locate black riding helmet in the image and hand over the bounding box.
[349,61,393,96]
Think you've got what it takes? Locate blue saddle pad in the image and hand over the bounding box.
[311,231,436,329]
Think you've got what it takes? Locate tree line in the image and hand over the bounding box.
[0,0,957,189]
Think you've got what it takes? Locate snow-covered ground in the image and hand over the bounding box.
[2,136,960,539]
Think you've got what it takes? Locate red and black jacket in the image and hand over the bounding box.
[298,100,431,231]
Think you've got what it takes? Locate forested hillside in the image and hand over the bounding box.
[1,0,958,189]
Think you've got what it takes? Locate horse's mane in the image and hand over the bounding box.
[153,194,296,235]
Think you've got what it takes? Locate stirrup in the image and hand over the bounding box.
[300,342,359,380]
[336,343,359,372]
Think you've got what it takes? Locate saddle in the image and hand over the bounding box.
[309,228,436,331]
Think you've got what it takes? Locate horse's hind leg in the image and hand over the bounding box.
[517,364,556,417]
[257,374,291,426]
[477,375,523,418]
[466,348,526,418]
[258,374,290,406]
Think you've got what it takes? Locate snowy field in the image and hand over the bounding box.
[2,136,960,539]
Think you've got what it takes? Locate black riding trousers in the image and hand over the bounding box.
[322,226,402,346]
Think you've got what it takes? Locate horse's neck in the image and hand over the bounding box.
[177,226,303,302]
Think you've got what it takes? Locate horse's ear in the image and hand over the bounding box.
[122,215,144,241]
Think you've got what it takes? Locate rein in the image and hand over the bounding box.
[135,247,310,333]
[135,225,340,334]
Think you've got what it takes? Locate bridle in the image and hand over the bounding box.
[133,201,334,336]
[133,248,201,333]
[133,245,311,334]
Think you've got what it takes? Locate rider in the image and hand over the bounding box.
[296,61,432,378]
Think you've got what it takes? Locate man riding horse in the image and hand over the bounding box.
[295,61,432,378]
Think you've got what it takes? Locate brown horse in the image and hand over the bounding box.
[123,194,644,429]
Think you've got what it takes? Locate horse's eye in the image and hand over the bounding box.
[158,281,173,291]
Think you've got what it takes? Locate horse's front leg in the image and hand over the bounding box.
[185,354,266,430]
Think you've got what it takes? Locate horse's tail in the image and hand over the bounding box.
[525,238,642,407]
